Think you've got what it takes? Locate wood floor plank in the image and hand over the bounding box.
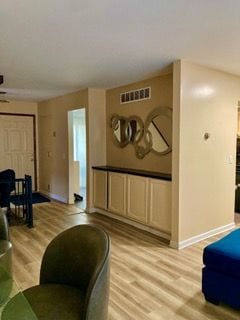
[8,202,240,319]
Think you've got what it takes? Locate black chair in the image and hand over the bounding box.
[0,169,15,210]
[10,175,33,228]
[0,171,34,228]
[2,224,111,320]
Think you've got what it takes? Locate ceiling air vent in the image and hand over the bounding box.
[120,86,151,104]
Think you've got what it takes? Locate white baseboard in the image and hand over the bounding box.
[88,207,97,214]
[86,207,93,214]
[88,207,171,241]
[170,222,236,250]
[39,190,68,204]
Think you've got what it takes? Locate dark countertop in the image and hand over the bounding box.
[92,165,172,181]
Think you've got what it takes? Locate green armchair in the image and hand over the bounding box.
[3,224,110,320]
[0,210,10,241]
[0,211,12,304]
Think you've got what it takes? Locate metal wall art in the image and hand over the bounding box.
[110,106,172,159]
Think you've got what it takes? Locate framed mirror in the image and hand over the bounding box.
[110,106,172,158]
[144,107,172,155]
[110,114,129,148]
[125,116,144,144]
[111,114,144,148]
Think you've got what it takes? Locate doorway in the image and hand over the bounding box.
[68,109,87,209]
[0,113,37,190]
[235,107,240,223]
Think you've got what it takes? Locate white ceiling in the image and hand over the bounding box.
[1,0,240,102]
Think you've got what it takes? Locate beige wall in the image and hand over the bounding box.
[38,90,88,203]
[0,100,38,115]
[171,62,181,245]
[38,88,106,208]
[88,88,107,208]
[106,74,173,173]
[172,60,240,246]
[237,108,240,136]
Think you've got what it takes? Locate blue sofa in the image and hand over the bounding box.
[202,228,240,309]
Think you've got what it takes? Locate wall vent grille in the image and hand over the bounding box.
[120,87,151,104]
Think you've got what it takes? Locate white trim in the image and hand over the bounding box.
[170,222,236,250]
[39,189,68,204]
[88,207,171,241]
[88,207,97,214]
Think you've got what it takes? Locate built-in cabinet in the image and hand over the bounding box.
[148,178,171,232]
[108,172,126,216]
[93,170,107,210]
[93,167,172,236]
[127,175,148,224]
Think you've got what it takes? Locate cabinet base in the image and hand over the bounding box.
[88,207,171,242]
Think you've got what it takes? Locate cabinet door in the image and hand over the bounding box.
[127,175,148,223]
[93,170,107,210]
[108,172,126,216]
[148,179,171,233]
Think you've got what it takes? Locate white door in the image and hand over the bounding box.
[0,114,36,189]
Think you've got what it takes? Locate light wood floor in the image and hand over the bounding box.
[9,202,240,320]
